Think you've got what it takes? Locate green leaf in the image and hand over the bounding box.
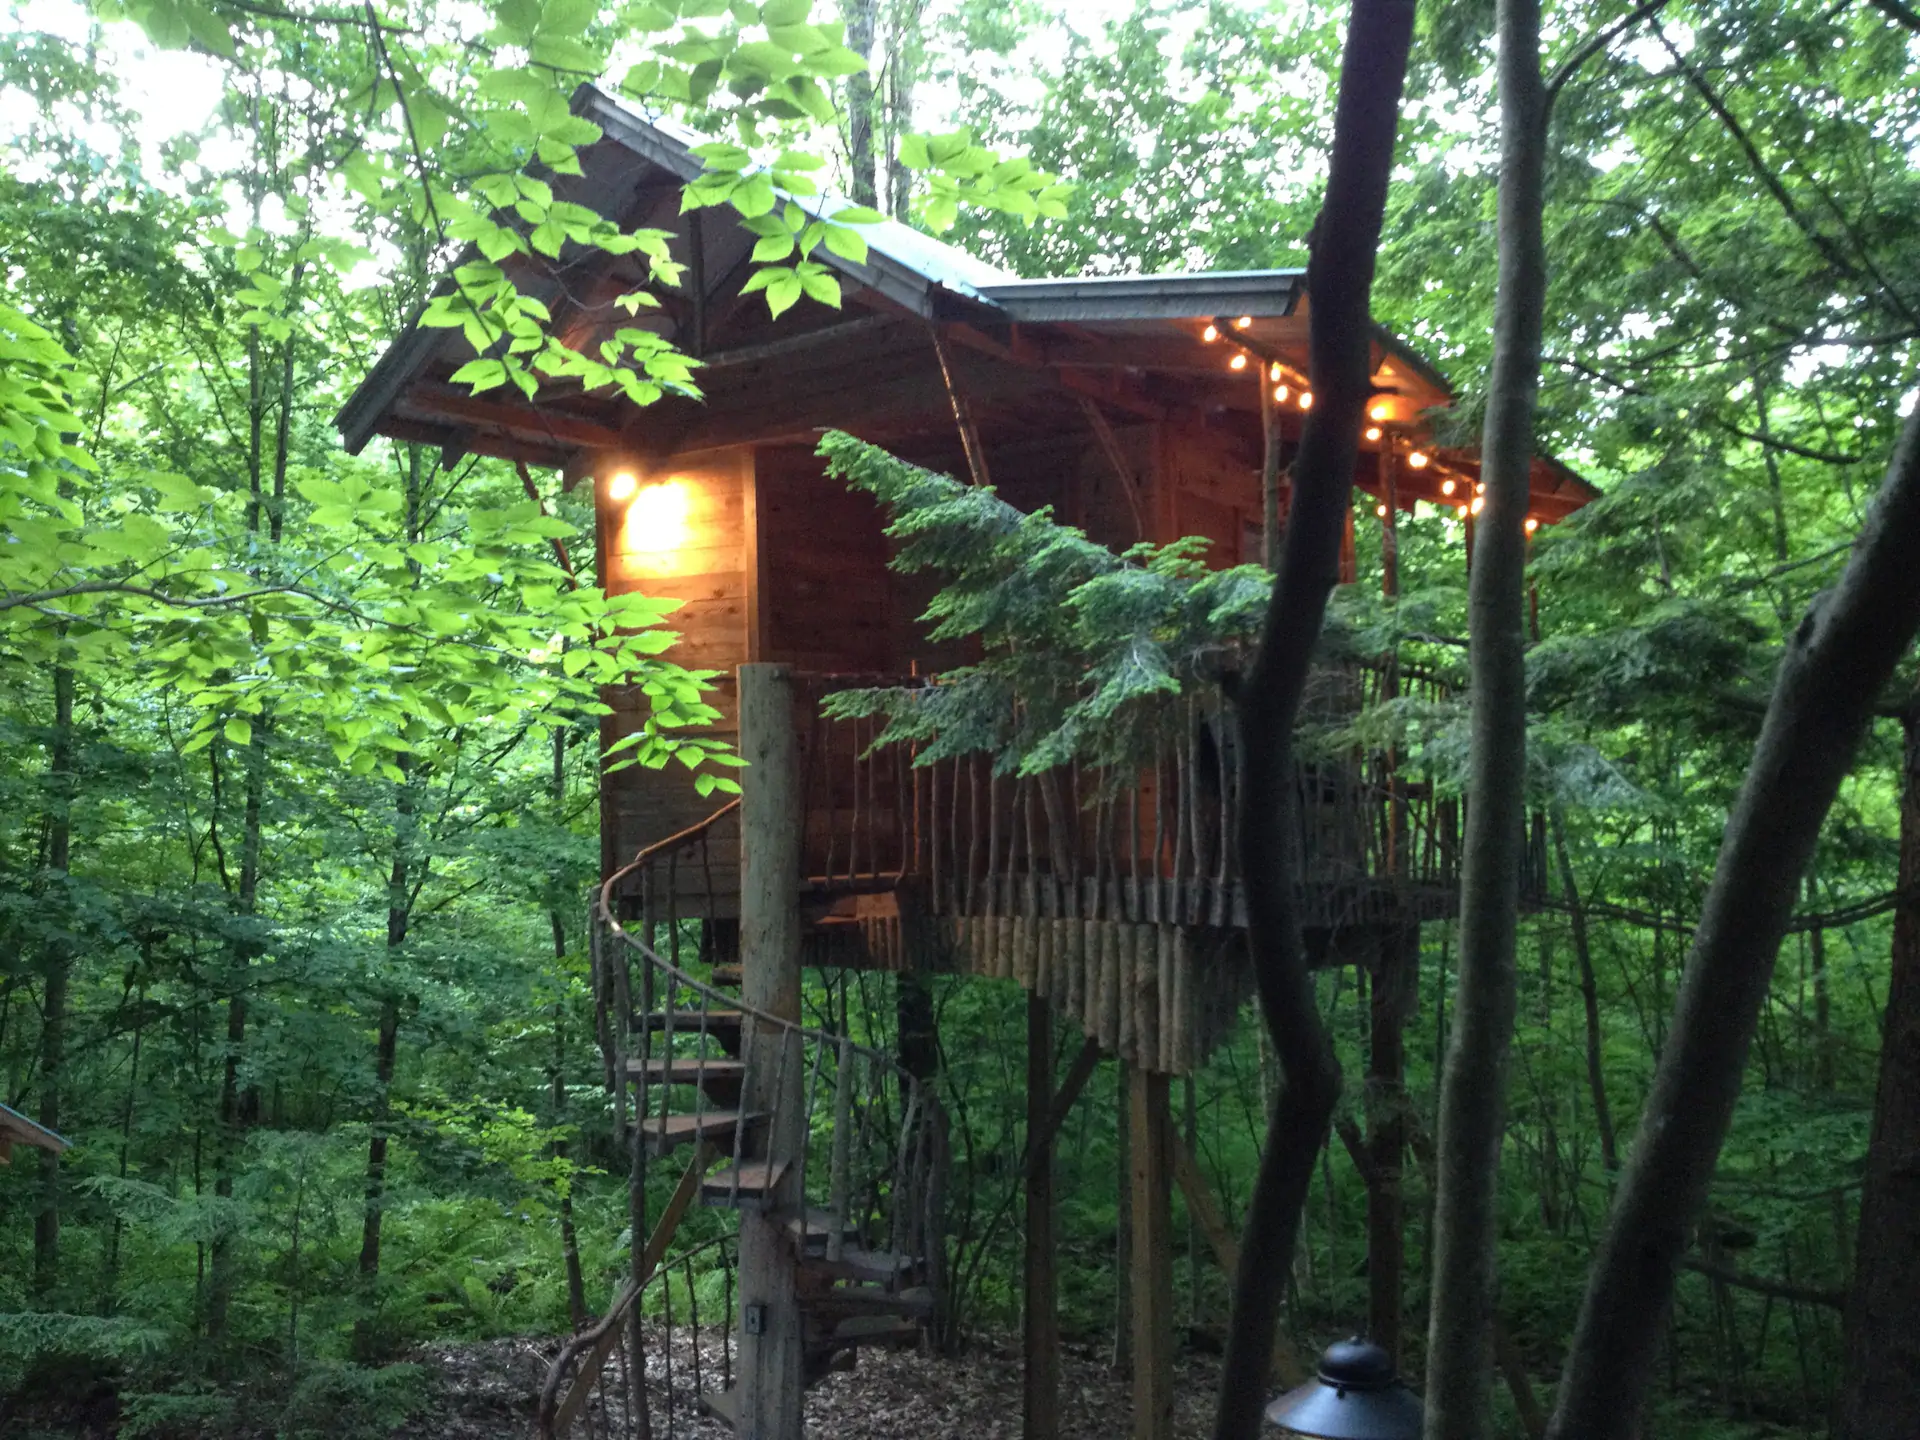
[760,0,809,21]
[224,717,253,747]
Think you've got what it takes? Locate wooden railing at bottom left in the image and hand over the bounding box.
[538,1144,731,1440]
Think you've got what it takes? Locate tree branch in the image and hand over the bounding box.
[1544,0,1673,106]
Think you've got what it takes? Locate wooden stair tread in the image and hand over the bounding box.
[799,1246,914,1285]
[800,1284,935,1319]
[627,1057,747,1084]
[639,1110,765,1153]
[785,1208,860,1249]
[635,1009,743,1032]
[823,1315,921,1345]
[701,1159,789,1203]
[709,965,743,987]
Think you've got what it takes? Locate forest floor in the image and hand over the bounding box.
[416,1326,1227,1440]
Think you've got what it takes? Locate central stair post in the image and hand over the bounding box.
[737,663,806,1440]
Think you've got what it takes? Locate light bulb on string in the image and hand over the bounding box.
[1274,384,1290,403]
[1470,495,1486,516]
[1525,517,1540,534]
[1299,391,1314,410]
[1407,450,1430,469]
[1234,315,1253,329]
[1269,361,1282,382]
[1369,402,1391,421]
[1376,503,1388,518]
[1202,323,1219,342]
[1440,478,1456,497]
[1229,352,1248,371]
[1365,426,1382,442]
[608,471,639,502]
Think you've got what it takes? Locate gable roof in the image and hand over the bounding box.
[336,86,1598,519]
[0,1100,68,1159]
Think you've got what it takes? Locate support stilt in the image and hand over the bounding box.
[737,664,805,1440]
[1023,993,1059,1440]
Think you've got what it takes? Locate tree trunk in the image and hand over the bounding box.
[844,0,878,210]
[550,727,589,1331]
[1547,402,1920,1439]
[1836,711,1920,1438]
[33,661,74,1297]
[1425,0,1545,1426]
[1553,814,1617,1173]
[1211,7,1415,1437]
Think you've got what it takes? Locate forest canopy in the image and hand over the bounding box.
[3,1,1919,1439]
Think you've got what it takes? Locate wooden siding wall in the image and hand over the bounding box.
[755,444,895,674]
[601,445,751,885]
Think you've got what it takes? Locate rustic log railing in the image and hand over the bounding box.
[794,659,1518,938]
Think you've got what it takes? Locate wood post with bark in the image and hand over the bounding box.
[736,663,806,1440]
[1547,403,1920,1439]
[1210,5,1416,1437]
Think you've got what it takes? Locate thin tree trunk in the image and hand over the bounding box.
[1212,7,1415,1437]
[1547,403,1920,1439]
[1553,815,1617,1173]
[1425,0,1544,1426]
[845,0,878,209]
[33,662,74,1296]
[549,727,589,1331]
[1836,711,1920,1438]
[1367,927,1417,1365]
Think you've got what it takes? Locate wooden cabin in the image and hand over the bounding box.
[343,86,1600,1440]
[340,85,1596,1079]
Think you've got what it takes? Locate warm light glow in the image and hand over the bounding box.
[1202,323,1219,342]
[1470,496,1486,516]
[1476,482,1487,495]
[1364,426,1382,442]
[1407,450,1430,469]
[1235,315,1253,329]
[1229,352,1248,371]
[1375,504,1388,518]
[607,470,639,502]
[1525,517,1540,534]
[1274,384,1290,403]
[1269,361,1282,382]
[1369,402,1391,421]
[618,478,693,570]
[1440,478,1457,497]
[1299,391,1314,410]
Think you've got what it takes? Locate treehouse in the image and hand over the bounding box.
[339,84,1597,1440]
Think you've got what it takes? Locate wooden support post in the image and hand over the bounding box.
[1023,994,1059,1440]
[737,664,805,1440]
[1129,1068,1174,1440]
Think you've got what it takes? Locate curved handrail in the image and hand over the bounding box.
[596,798,940,1103]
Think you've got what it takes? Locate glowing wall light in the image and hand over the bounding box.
[1369,402,1391,421]
[618,477,694,573]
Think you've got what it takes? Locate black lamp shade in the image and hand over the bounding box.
[1264,1340,1424,1440]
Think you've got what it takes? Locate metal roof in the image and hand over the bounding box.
[981,269,1306,323]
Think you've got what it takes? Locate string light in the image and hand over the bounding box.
[1475,482,1487,495]
[1274,384,1291,403]
[1470,495,1486,516]
[1407,450,1430,469]
[608,471,639,502]
[1202,323,1219,342]
[1365,425,1382,442]
[1229,352,1248,371]
[1235,315,1253,329]
[1299,391,1314,410]
[1440,478,1457,497]
[1369,402,1391,421]
[1375,503,1388,518]
[1269,361,1283,382]
[1525,517,1540,534]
